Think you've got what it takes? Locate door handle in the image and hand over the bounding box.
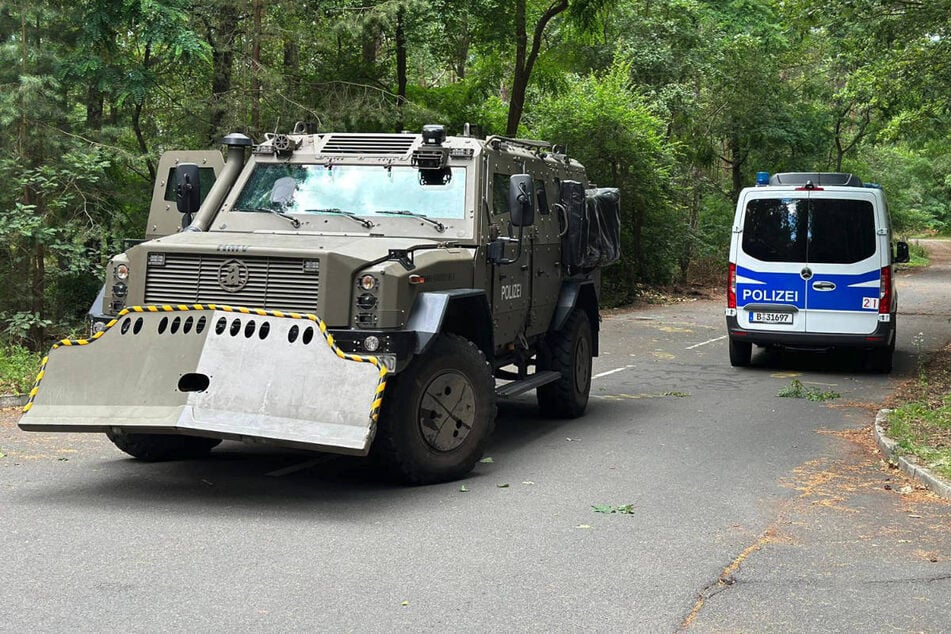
[812,281,836,291]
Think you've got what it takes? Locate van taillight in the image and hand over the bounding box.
[879,266,891,314]
[728,263,737,309]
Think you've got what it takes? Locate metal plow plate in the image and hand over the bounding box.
[19,308,387,455]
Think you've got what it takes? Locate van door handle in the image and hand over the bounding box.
[812,281,836,291]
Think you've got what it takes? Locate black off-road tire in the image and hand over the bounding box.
[374,334,497,485]
[106,431,221,462]
[536,309,593,419]
[729,339,752,367]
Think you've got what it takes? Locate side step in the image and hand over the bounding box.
[495,370,561,399]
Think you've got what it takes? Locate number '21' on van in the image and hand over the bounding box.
[726,172,909,372]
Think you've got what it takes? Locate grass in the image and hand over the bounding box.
[903,239,931,268]
[886,340,951,481]
[0,344,42,396]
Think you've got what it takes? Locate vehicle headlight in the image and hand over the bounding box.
[359,274,377,291]
[115,263,130,280]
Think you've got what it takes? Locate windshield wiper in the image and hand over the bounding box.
[374,209,445,233]
[305,208,374,230]
[238,206,301,229]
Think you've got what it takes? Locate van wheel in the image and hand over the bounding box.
[867,342,894,373]
[729,339,752,367]
[537,309,593,418]
[106,431,221,461]
[375,334,496,485]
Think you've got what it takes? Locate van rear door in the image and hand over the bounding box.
[802,192,881,335]
[734,195,809,333]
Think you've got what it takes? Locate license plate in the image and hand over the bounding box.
[750,311,792,324]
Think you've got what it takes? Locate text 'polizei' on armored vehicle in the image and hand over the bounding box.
[20,124,621,484]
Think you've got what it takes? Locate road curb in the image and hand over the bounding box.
[0,394,28,409]
[874,409,951,501]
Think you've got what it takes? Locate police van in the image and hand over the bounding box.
[726,172,909,372]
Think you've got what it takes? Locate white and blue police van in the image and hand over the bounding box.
[726,172,909,372]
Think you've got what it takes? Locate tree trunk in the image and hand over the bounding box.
[395,3,407,132]
[206,5,240,145]
[132,44,156,181]
[250,0,264,133]
[505,0,568,136]
[85,83,104,131]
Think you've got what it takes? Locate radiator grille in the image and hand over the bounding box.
[145,253,319,312]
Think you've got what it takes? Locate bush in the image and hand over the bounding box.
[0,344,42,396]
[528,58,682,298]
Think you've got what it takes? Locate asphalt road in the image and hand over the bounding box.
[2,242,950,632]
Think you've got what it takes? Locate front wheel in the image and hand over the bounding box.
[375,334,497,485]
[106,431,221,461]
[536,309,593,419]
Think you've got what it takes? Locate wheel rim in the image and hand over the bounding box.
[417,370,476,452]
[574,334,591,394]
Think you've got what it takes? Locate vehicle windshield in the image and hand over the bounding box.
[233,164,466,219]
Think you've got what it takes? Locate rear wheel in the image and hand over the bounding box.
[375,334,496,485]
[867,340,895,373]
[537,309,593,418]
[106,431,221,461]
[729,339,752,367]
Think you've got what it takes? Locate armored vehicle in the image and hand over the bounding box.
[21,124,620,483]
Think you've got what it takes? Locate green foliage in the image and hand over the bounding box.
[0,344,42,396]
[530,58,681,297]
[2,0,951,344]
[777,379,840,402]
[888,403,951,481]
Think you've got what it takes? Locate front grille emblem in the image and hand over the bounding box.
[217,259,249,292]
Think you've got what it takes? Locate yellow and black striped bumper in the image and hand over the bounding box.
[19,305,388,455]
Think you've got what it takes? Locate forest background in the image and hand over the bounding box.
[1,0,950,354]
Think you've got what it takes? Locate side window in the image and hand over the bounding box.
[535,179,550,215]
[163,166,217,205]
[492,172,510,215]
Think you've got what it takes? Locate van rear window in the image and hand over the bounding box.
[742,198,807,262]
[742,198,876,264]
[807,199,876,264]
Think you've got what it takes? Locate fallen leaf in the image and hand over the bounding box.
[479,457,494,464]
[400,601,410,607]
[592,504,614,513]
[521,481,535,486]
[459,485,469,492]
[497,483,509,488]
[576,524,592,529]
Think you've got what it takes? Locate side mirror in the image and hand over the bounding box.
[175,163,202,215]
[895,241,910,264]
[508,174,535,227]
[271,176,297,206]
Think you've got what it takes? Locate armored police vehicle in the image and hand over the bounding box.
[726,172,909,372]
[20,124,620,484]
